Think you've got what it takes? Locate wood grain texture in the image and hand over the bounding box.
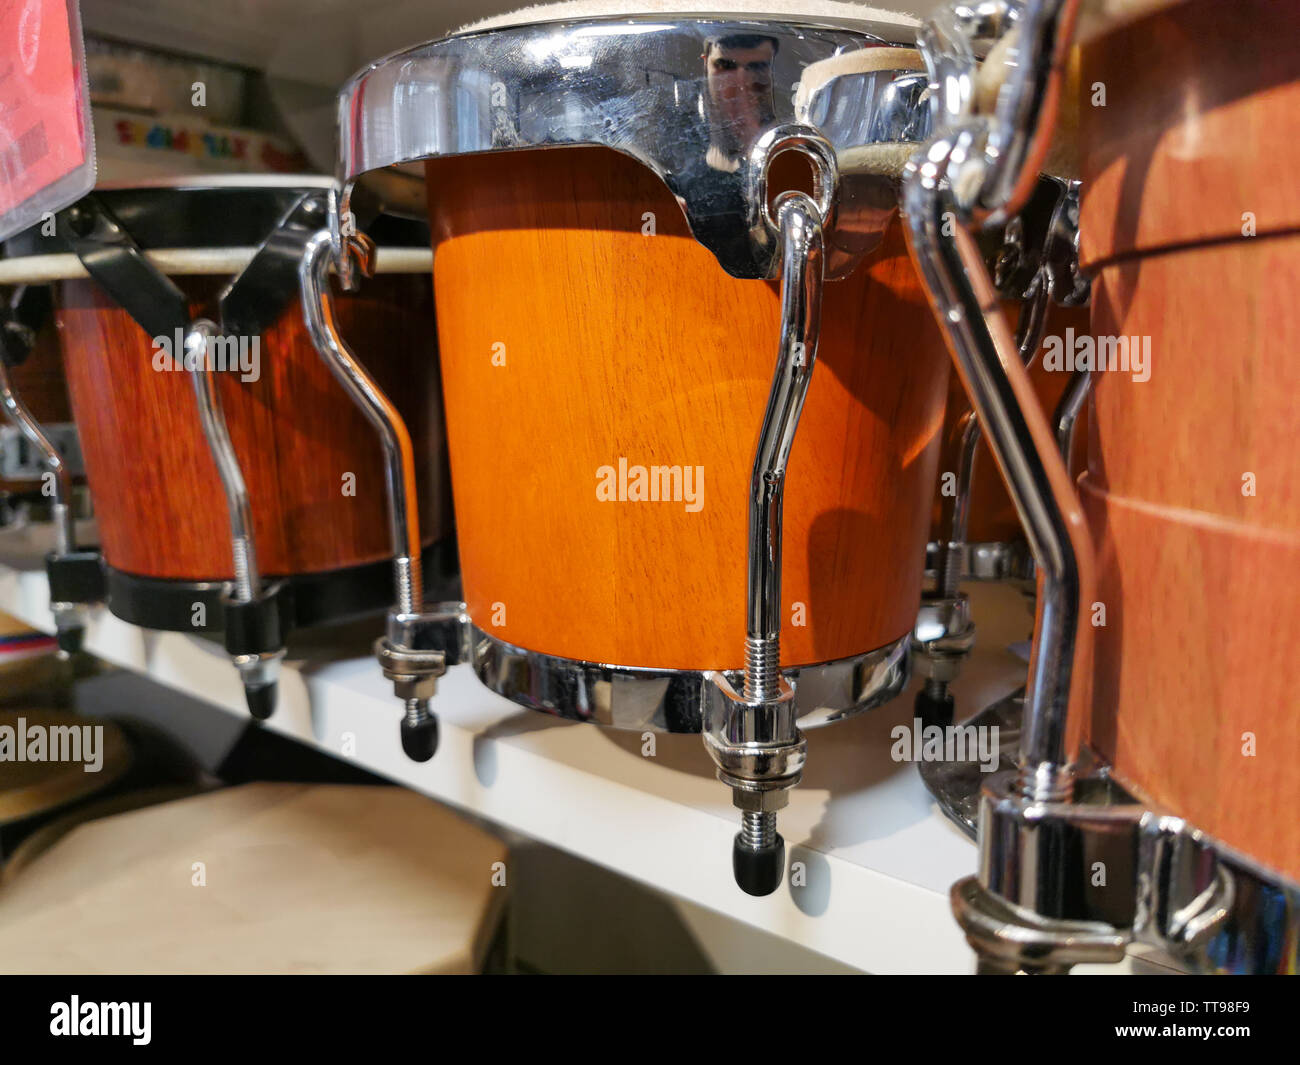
[931,302,1091,544]
[58,274,448,582]
[1078,0,1300,268]
[427,147,950,671]
[1079,233,1300,879]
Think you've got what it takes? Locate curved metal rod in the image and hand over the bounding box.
[745,193,825,702]
[299,229,422,614]
[186,320,261,602]
[903,131,1094,801]
[1054,367,1093,463]
[937,408,981,597]
[982,0,1082,222]
[0,345,74,555]
[938,274,1052,594]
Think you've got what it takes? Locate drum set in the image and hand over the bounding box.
[0,0,1293,973]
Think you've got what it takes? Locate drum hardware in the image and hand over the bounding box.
[912,176,1087,728]
[905,0,1094,946]
[0,423,84,481]
[694,127,838,897]
[917,686,1022,838]
[906,0,1300,974]
[0,282,99,654]
[1,285,54,367]
[50,189,363,719]
[330,13,945,883]
[0,344,100,656]
[300,227,457,762]
[331,16,924,289]
[185,319,286,721]
[0,285,88,530]
[911,287,1046,730]
[921,174,1089,582]
[1052,366,1091,459]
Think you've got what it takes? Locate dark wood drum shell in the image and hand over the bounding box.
[57,273,448,586]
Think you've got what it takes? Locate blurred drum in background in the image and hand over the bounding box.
[1,177,454,714]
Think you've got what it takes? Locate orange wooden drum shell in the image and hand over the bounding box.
[58,274,448,582]
[427,146,950,672]
[1077,0,1300,880]
[930,302,1091,545]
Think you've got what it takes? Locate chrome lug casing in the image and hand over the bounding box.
[333,14,929,282]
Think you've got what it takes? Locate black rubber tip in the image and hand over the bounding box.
[55,626,84,657]
[245,682,277,722]
[916,687,955,730]
[733,832,785,897]
[401,715,439,762]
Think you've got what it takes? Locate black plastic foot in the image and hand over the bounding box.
[401,716,439,762]
[916,687,955,730]
[244,682,277,722]
[55,626,85,657]
[732,832,785,897]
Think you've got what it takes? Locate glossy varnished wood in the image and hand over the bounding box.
[1078,0,1300,879]
[58,275,447,581]
[427,147,950,671]
[1081,236,1300,880]
[1079,0,1300,267]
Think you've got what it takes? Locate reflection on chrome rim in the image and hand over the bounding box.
[470,626,910,733]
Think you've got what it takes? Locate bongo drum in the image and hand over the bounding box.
[309,3,949,892]
[906,0,1298,974]
[6,177,453,714]
[1076,0,1300,882]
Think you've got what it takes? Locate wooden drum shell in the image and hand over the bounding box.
[58,273,448,585]
[427,147,950,672]
[1077,0,1300,879]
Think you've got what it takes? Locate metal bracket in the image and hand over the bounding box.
[219,191,329,339]
[957,766,1295,974]
[0,284,54,366]
[0,422,83,480]
[59,197,189,341]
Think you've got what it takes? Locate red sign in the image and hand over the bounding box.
[0,0,93,234]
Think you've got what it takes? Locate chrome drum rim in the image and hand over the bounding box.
[470,626,909,733]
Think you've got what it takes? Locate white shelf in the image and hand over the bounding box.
[0,521,1047,974]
